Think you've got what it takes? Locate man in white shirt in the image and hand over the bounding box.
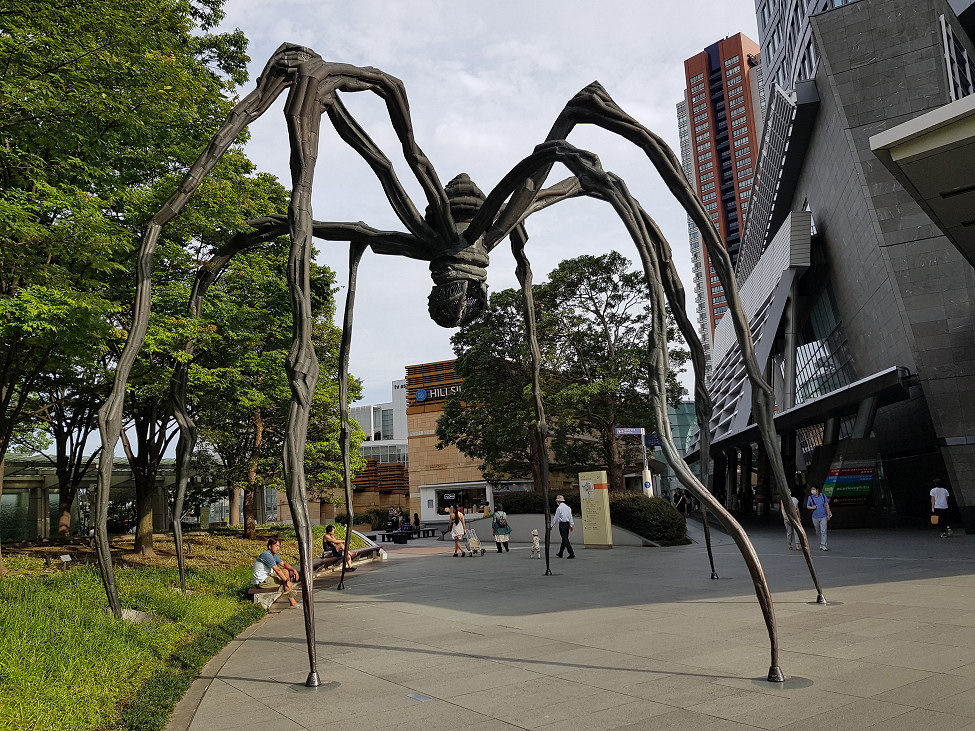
[551,495,575,559]
[930,478,952,538]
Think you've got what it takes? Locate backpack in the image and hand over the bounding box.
[496,513,507,529]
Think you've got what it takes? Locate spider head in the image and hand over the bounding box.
[426,174,489,328]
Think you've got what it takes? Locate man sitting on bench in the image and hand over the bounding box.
[323,524,357,571]
[253,538,300,608]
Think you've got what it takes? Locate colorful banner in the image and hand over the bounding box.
[823,462,875,506]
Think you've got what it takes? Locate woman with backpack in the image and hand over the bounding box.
[493,502,512,553]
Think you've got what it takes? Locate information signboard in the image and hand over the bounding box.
[579,470,613,548]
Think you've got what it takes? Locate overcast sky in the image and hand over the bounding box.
[215,0,760,406]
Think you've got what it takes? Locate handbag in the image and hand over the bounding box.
[931,514,939,525]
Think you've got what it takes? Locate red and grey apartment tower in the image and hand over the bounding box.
[677,34,764,374]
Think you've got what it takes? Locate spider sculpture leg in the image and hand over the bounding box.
[479,139,784,681]
[336,243,368,591]
[470,83,825,605]
[98,44,452,690]
[170,220,290,592]
[509,225,554,576]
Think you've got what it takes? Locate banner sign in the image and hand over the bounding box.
[579,471,613,548]
[823,462,874,506]
[615,427,644,436]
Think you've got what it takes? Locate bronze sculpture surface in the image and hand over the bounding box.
[96,44,826,686]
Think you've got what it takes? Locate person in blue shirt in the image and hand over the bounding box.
[252,538,300,608]
[806,485,832,551]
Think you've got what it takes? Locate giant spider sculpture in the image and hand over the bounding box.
[95,44,826,687]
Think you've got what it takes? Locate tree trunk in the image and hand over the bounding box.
[606,434,624,491]
[133,476,156,557]
[57,487,77,537]
[243,411,264,540]
[0,457,7,576]
[229,485,241,526]
[242,487,256,540]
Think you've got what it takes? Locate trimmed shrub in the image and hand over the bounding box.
[608,492,688,544]
[503,490,686,544]
[497,490,580,515]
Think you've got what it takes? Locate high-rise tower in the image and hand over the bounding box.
[677,34,764,368]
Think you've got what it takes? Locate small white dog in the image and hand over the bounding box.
[530,529,541,559]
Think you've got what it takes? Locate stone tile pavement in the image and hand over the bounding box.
[167,519,975,730]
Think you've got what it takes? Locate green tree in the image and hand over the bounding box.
[436,289,548,486]
[0,0,255,568]
[192,239,364,539]
[544,252,688,491]
[437,252,688,492]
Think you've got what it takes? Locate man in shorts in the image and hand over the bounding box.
[253,538,300,608]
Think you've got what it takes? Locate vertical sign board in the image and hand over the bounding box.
[579,470,613,548]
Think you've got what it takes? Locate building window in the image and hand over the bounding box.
[726,74,742,87]
[691,83,705,94]
[691,92,706,103]
[733,136,750,148]
[730,96,745,109]
[740,189,752,198]
[737,167,753,178]
[695,132,710,143]
[693,103,707,114]
[701,181,716,192]
[705,202,718,211]
[694,112,708,123]
[941,13,975,100]
[732,126,749,138]
[697,149,712,160]
[724,55,741,67]
[731,115,748,128]
[702,192,717,202]
[700,171,714,182]
[690,72,704,84]
[698,160,713,171]
[694,122,709,133]
[725,65,741,77]
[727,85,743,97]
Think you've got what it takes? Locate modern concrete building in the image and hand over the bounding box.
[699,0,975,530]
[677,34,765,371]
[350,379,409,467]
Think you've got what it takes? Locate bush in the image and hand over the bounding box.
[608,492,688,545]
[499,490,688,545]
[497,490,580,515]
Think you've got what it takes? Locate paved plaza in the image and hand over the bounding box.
[169,519,975,730]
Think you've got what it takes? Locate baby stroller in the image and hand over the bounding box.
[462,528,487,556]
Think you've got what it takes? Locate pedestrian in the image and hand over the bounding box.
[322,524,357,571]
[780,492,801,550]
[806,485,832,551]
[252,538,301,608]
[551,494,575,559]
[492,502,512,553]
[930,478,952,537]
[450,505,466,557]
[674,488,688,518]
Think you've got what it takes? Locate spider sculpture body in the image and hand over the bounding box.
[95,44,824,687]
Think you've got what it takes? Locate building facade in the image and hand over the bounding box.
[701,0,975,529]
[677,34,765,368]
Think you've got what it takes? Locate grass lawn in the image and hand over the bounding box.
[0,524,365,731]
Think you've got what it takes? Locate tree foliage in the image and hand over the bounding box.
[437,252,688,491]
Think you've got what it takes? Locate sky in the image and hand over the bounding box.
[215,0,760,406]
